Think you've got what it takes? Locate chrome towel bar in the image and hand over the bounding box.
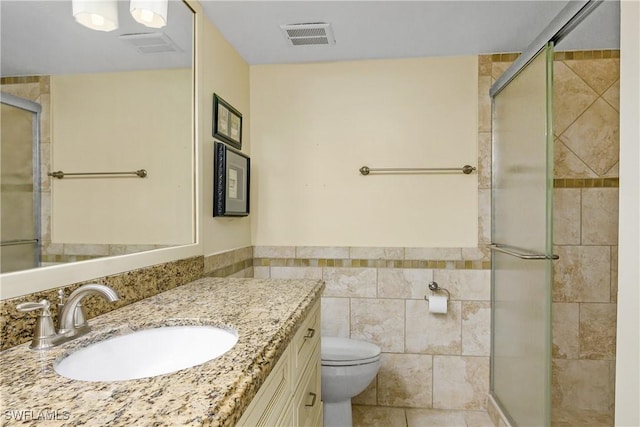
[48,169,147,179]
[489,243,559,260]
[359,165,476,175]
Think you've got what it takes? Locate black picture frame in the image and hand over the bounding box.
[213,142,250,217]
[213,94,243,150]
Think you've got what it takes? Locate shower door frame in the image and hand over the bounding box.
[490,42,555,427]
[0,92,42,270]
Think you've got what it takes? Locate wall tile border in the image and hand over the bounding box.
[554,50,620,60]
[490,50,620,63]
[554,178,619,188]
[40,244,171,264]
[255,257,491,270]
[0,76,41,84]
[254,244,491,271]
[491,53,520,63]
[203,246,253,278]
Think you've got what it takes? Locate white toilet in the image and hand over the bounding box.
[321,336,381,427]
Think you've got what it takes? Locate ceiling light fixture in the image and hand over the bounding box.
[72,0,119,32]
[130,0,168,29]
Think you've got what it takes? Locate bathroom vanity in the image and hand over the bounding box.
[0,277,324,426]
[237,296,322,427]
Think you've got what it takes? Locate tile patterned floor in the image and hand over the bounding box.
[352,405,495,427]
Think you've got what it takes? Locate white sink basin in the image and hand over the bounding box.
[54,325,238,382]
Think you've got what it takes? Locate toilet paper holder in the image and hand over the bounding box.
[424,281,450,302]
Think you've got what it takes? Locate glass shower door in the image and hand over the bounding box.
[490,43,554,426]
[0,94,41,273]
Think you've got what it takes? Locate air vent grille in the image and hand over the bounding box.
[119,33,182,55]
[291,38,329,46]
[280,23,335,46]
[286,28,327,38]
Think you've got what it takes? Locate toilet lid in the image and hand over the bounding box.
[321,337,381,366]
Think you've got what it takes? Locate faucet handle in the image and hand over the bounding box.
[16,300,58,350]
[16,300,50,313]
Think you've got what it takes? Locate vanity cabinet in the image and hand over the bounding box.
[237,300,322,427]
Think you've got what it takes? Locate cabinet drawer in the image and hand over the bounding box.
[292,300,321,384]
[236,347,291,427]
[294,344,322,427]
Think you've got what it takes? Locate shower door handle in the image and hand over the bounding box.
[489,244,559,260]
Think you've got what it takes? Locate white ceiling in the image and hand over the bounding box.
[201,0,620,65]
[0,0,620,76]
[0,0,193,76]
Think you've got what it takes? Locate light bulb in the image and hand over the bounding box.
[90,14,105,27]
[72,0,118,32]
[140,9,155,23]
[130,0,168,29]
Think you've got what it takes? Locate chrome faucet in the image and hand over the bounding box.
[16,283,120,350]
[58,283,120,336]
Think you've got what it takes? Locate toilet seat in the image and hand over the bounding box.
[321,337,381,367]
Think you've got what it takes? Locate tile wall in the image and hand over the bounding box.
[551,50,619,423]
[254,246,492,411]
[39,244,172,265]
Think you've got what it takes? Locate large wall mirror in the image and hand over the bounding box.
[1,0,196,298]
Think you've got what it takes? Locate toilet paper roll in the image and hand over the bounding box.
[428,295,448,314]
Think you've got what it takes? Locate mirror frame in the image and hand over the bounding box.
[0,0,201,300]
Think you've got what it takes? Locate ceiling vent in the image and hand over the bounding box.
[280,23,336,46]
[119,33,182,54]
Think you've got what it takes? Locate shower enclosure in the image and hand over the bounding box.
[489,1,607,425]
[0,93,41,273]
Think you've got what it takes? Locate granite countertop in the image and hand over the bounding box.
[0,277,324,426]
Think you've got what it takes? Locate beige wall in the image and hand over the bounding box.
[50,69,192,245]
[197,9,252,256]
[250,57,478,248]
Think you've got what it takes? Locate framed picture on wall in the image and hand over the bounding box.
[213,142,250,217]
[213,94,243,150]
